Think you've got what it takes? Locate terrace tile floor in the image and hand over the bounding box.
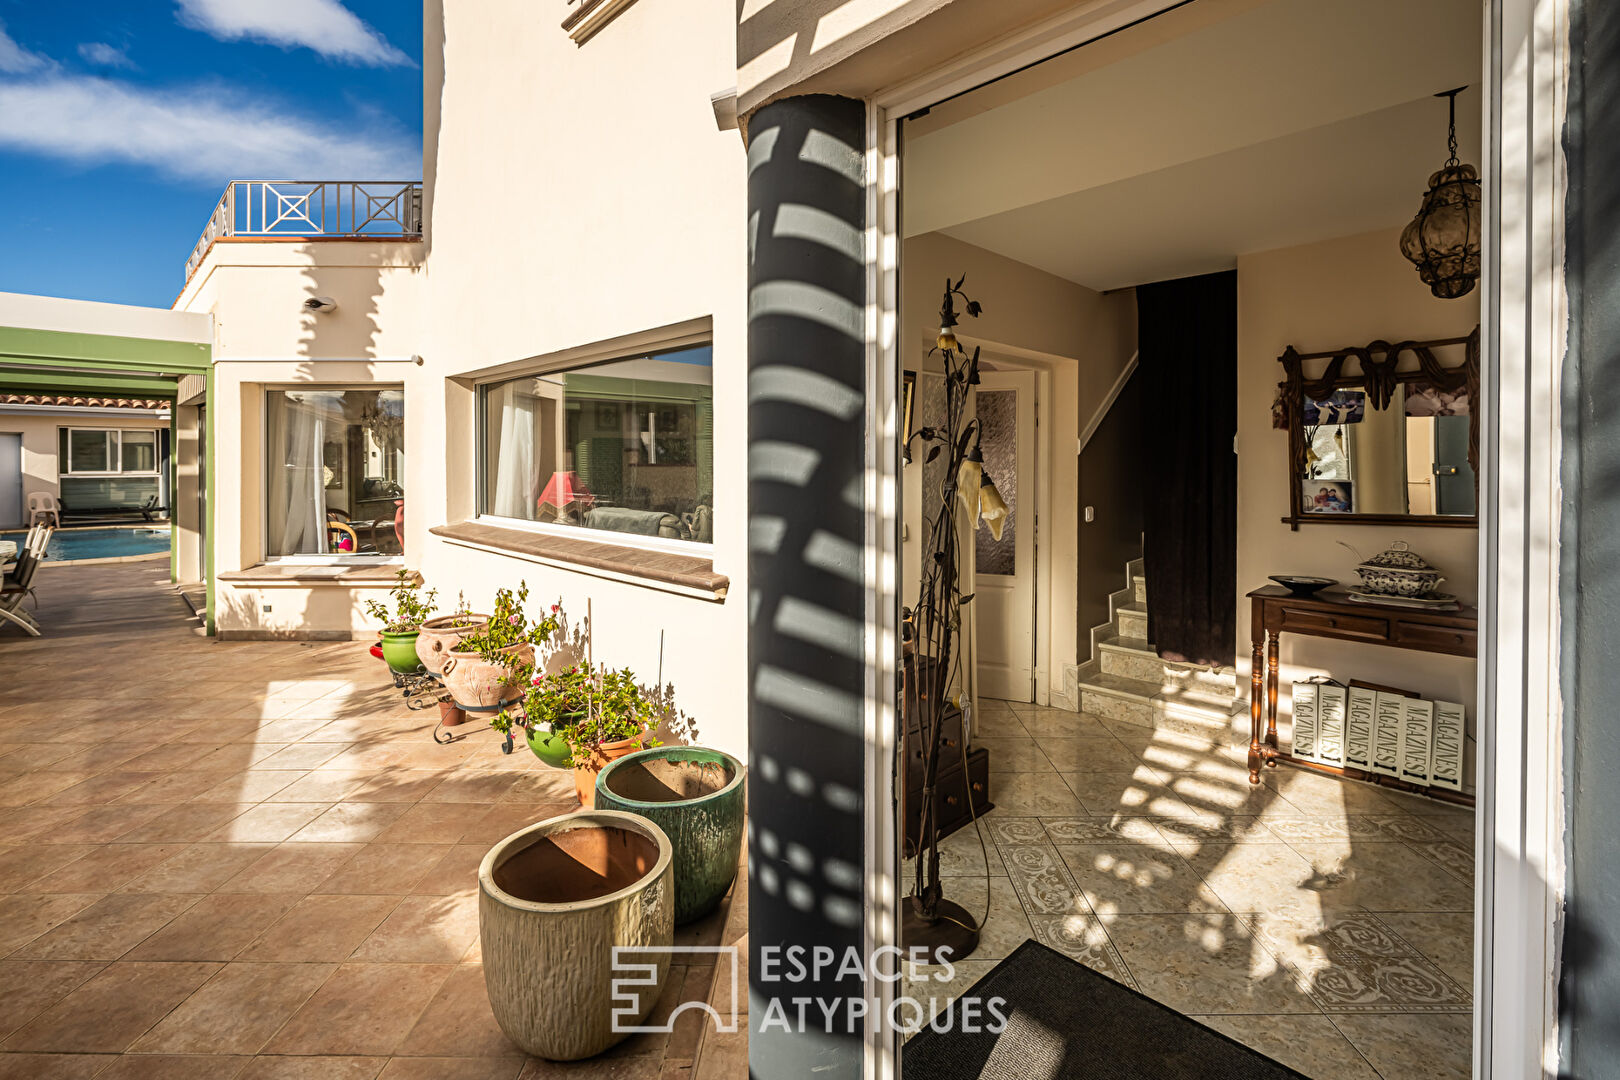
[903,698,1477,1080]
[0,563,743,1080]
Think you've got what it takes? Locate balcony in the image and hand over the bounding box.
[185,180,423,283]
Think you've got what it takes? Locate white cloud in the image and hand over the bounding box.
[0,20,51,74]
[77,43,136,69]
[0,73,419,181]
[176,0,412,67]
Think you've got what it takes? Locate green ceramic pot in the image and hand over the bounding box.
[380,630,424,675]
[594,746,745,924]
[526,726,574,770]
[525,711,585,770]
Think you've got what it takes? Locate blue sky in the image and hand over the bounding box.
[0,0,421,308]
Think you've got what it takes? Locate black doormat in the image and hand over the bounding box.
[902,940,1309,1079]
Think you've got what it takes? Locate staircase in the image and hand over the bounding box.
[1076,557,1244,736]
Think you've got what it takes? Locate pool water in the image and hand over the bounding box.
[1,527,171,562]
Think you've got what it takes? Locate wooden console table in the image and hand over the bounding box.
[1247,585,1477,793]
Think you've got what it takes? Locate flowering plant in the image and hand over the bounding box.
[441,591,484,629]
[363,570,437,633]
[455,582,560,665]
[492,662,661,768]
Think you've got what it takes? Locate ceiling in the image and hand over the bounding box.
[901,0,1483,292]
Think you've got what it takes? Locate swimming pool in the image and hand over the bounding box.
[1,526,171,562]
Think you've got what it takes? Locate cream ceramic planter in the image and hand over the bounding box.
[480,810,674,1060]
[415,613,490,676]
[440,641,532,714]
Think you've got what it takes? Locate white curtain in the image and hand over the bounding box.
[492,382,539,519]
[277,398,327,554]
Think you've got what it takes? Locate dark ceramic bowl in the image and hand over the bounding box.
[1270,575,1336,596]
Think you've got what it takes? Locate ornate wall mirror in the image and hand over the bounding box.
[1278,327,1479,529]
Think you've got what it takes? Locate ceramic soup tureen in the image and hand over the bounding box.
[1353,540,1445,598]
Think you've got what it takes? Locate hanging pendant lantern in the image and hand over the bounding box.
[1400,87,1482,300]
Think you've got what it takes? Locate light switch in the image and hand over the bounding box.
[1084,506,1095,523]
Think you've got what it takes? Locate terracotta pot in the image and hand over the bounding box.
[441,641,533,716]
[479,810,673,1060]
[438,700,471,727]
[573,734,649,808]
[416,613,491,677]
[595,747,745,924]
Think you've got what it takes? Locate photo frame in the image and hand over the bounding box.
[1303,479,1353,513]
[594,402,618,428]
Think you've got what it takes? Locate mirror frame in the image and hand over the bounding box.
[1279,326,1479,530]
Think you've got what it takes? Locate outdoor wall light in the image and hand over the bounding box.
[1399,87,1482,299]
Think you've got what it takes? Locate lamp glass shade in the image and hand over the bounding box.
[979,477,1008,542]
[956,457,983,520]
[1400,163,1482,299]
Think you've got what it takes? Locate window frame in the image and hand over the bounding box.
[473,337,717,560]
[60,427,164,478]
[261,384,408,567]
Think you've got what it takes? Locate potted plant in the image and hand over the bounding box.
[416,591,491,677]
[595,746,744,924]
[493,662,660,807]
[363,570,437,675]
[441,583,558,716]
[480,809,673,1060]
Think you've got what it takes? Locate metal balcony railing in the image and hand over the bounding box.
[185,180,423,282]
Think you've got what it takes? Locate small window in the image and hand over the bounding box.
[266,388,405,558]
[121,431,157,473]
[480,344,714,546]
[66,429,113,473]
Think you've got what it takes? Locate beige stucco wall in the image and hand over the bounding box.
[736,0,1085,117]
[900,231,1135,705]
[416,0,751,756]
[1236,225,1479,786]
[0,409,169,526]
[175,241,428,635]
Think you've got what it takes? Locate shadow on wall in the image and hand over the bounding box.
[533,601,702,748]
[296,242,388,362]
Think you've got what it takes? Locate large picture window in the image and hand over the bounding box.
[480,345,714,545]
[266,388,405,558]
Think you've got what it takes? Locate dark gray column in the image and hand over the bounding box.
[746,93,868,1079]
[1562,1,1620,1073]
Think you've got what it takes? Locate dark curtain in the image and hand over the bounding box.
[1138,271,1237,667]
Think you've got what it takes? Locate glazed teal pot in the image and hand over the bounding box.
[380,630,424,675]
[594,746,744,924]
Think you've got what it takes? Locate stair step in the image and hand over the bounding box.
[1079,667,1239,734]
[1097,637,1238,695]
[1115,606,1148,639]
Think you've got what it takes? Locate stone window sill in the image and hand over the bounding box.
[430,521,728,601]
[217,564,418,588]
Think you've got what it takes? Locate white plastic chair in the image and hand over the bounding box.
[26,492,60,528]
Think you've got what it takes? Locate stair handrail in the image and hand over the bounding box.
[1078,350,1139,457]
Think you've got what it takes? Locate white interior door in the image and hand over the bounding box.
[972,371,1036,702]
[0,434,21,529]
